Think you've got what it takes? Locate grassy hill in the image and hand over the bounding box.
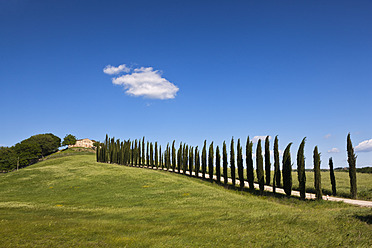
[0,153,371,247]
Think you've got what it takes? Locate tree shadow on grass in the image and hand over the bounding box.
[354,214,372,225]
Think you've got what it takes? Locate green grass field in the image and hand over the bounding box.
[1,153,371,247]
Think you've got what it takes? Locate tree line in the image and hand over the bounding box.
[96,133,358,199]
[0,133,61,172]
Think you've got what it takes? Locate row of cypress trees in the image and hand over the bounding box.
[96,134,358,200]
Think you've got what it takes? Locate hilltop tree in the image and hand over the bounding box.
[160,145,163,169]
[265,136,271,185]
[230,137,235,186]
[62,134,76,147]
[202,140,207,179]
[216,146,221,183]
[273,135,281,193]
[155,142,158,169]
[282,143,293,196]
[189,147,194,176]
[150,143,154,168]
[208,142,214,181]
[237,139,244,189]
[177,143,182,173]
[246,137,254,190]
[146,142,149,167]
[142,137,145,166]
[297,137,306,200]
[172,141,176,172]
[256,139,264,194]
[183,145,188,175]
[223,141,228,185]
[195,147,200,177]
[347,133,357,199]
[329,157,336,196]
[138,139,141,166]
[167,144,171,171]
[313,146,322,200]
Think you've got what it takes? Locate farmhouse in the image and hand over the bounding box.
[69,138,95,148]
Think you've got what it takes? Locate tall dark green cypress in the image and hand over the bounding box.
[142,137,145,167]
[134,140,138,166]
[329,157,336,196]
[237,139,244,189]
[177,143,182,173]
[246,137,254,190]
[282,143,293,196]
[183,145,188,175]
[189,147,194,176]
[273,135,280,193]
[223,141,228,185]
[167,144,171,171]
[256,140,264,194]
[160,145,163,169]
[216,146,221,183]
[264,136,271,185]
[313,146,322,200]
[131,141,134,166]
[202,140,207,179]
[230,137,236,186]
[155,142,158,169]
[146,141,149,167]
[172,140,176,172]
[347,133,357,199]
[195,147,200,177]
[297,137,306,200]
[208,142,214,181]
[138,139,141,166]
[150,143,154,168]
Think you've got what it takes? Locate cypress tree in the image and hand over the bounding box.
[138,139,141,166]
[273,136,281,193]
[131,141,134,166]
[223,141,228,185]
[256,140,264,194]
[150,142,154,168]
[265,136,271,185]
[146,141,149,167]
[189,147,194,176]
[282,143,293,196]
[160,145,163,169]
[96,142,100,162]
[142,137,145,167]
[177,143,182,173]
[134,139,138,166]
[172,140,176,172]
[155,142,158,169]
[347,133,357,199]
[208,142,214,181]
[230,137,236,186]
[183,145,188,175]
[237,139,244,189]
[313,146,322,200]
[195,147,200,178]
[216,146,221,183]
[329,157,336,196]
[202,140,207,179]
[246,137,254,190]
[297,137,306,200]
[167,145,171,171]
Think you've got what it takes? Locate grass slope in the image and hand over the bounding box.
[0,154,371,247]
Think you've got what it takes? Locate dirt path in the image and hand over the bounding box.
[141,166,372,207]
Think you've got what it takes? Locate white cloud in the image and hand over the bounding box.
[355,139,372,152]
[252,136,271,143]
[324,134,331,139]
[327,148,340,153]
[105,65,179,100]
[103,64,131,75]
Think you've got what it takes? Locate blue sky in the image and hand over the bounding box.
[1,0,371,168]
